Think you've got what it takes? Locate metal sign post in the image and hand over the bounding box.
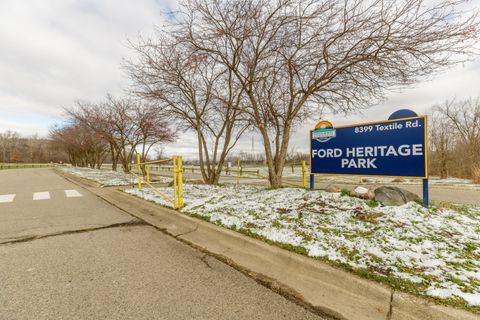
[423,178,429,208]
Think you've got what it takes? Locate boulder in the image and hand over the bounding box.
[351,185,375,200]
[374,186,420,206]
[325,184,341,193]
[188,179,205,185]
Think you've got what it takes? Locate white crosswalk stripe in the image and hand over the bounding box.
[0,194,15,203]
[33,192,50,200]
[64,189,83,198]
[0,190,83,203]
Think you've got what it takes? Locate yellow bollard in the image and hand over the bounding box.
[302,160,307,188]
[137,153,142,190]
[173,156,178,208]
[177,156,183,208]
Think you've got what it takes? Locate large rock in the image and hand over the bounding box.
[374,186,420,206]
[325,184,341,193]
[351,186,375,200]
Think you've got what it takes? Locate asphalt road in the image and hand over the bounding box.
[0,168,324,320]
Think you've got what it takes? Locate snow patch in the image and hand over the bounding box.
[123,182,480,307]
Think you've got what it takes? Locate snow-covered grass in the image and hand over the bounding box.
[125,183,480,311]
[59,166,172,186]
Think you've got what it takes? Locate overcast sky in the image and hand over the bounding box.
[1,0,479,159]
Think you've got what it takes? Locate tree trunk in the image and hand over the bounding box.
[268,173,282,188]
[257,122,291,188]
[440,154,448,179]
[110,143,118,171]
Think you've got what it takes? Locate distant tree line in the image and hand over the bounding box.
[428,98,480,183]
[0,131,68,163]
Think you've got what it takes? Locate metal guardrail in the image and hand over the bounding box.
[135,161,309,188]
[132,155,184,209]
[236,160,308,188]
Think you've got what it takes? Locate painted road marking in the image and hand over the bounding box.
[0,194,16,203]
[64,189,82,198]
[1,191,83,202]
[33,192,50,200]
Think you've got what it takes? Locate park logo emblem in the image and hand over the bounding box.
[313,120,336,143]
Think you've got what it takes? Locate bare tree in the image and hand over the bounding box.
[72,99,123,171]
[127,35,248,184]
[67,96,174,172]
[428,109,452,179]
[135,101,176,165]
[49,123,108,168]
[0,131,19,162]
[177,0,479,187]
[436,98,480,181]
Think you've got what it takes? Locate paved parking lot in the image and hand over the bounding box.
[0,169,324,320]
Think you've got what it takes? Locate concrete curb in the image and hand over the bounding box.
[58,172,480,320]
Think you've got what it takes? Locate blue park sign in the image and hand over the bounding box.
[310,115,428,178]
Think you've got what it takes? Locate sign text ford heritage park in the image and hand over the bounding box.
[310,110,429,207]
